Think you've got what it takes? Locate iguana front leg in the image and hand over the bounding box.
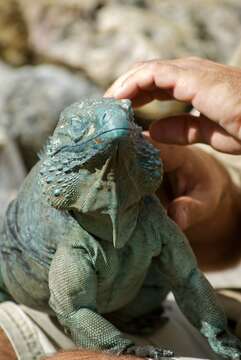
[158,211,241,359]
[49,245,173,359]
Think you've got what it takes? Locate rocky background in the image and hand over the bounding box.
[1,0,241,219]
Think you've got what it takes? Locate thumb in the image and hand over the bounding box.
[150,114,241,154]
[168,195,207,231]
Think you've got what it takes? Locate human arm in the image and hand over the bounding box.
[44,349,141,360]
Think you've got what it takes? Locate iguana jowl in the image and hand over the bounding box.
[0,98,241,359]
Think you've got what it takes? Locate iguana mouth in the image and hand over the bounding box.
[52,127,137,156]
[93,127,131,140]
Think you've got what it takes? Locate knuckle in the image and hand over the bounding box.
[186,56,202,62]
[148,61,175,75]
[148,61,160,73]
[130,60,146,69]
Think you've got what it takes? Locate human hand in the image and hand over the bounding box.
[146,138,241,269]
[0,329,17,360]
[105,57,241,154]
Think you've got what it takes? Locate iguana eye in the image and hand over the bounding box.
[102,113,107,121]
[69,119,86,142]
[85,124,96,137]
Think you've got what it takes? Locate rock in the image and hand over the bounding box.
[18,0,241,87]
[0,61,16,99]
[16,1,192,86]
[149,0,241,63]
[0,0,30,65]
[0,64,101,169]
[0,127,26,222]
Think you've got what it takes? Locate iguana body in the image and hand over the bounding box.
[0,98,241,359]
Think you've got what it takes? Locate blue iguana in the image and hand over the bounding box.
[0,98,241,359]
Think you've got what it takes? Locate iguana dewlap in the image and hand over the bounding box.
[0,98,241,359]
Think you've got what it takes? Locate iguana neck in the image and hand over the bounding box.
[72,203,139,248]
[72,150,141,248]
[40,133,162,248]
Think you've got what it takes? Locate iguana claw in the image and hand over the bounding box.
[124,345,174,359]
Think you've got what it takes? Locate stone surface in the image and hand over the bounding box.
[0,62,15,107]
[149,0,241,63]
[0,64,101,168]
[0,0,30,65]
[18,0,241,87]
[0,127,26,222]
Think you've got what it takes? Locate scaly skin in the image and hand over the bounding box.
[0,98,241,359]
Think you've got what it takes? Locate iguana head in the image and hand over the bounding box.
[39,98,163,247]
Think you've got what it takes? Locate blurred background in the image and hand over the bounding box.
[1,0,241,220]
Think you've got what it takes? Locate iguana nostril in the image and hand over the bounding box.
[120,99,131,111]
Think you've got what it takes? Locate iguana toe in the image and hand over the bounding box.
[124,345,174,359]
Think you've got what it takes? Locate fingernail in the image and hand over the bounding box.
[113,87,124,98]
[179,208,189,230]
[142,131,150,138]
[113,81,129,98]
[168,205,189,231]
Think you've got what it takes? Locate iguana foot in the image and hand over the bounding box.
[208,329,241,359]
[123,345,174,359]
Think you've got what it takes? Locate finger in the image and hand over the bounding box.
[109,62,182,100]
[150,114,241,154]
[104,62,146,97]
[106,58,226,100]
[104,57,207,99]
[106,59,241,143]
[168,195,210,231]
[104,59,176,98]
